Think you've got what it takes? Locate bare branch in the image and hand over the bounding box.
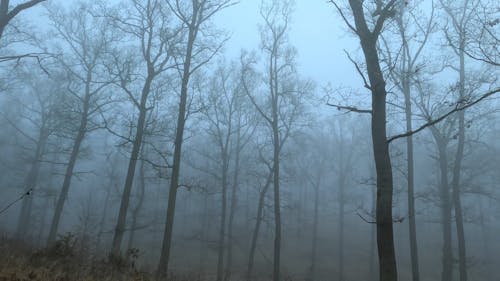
[388,87,500,143]
[326,102,372,114]
[344,49,371,90]
[329,0,358,34]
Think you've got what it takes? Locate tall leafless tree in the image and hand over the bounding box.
[242,2,312,279]
[105,0,181,259]
[329,1,399,280]
[45,1,116,246]
[157,1,233,278]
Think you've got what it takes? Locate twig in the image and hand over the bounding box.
[327,103,372,114]
[0,188,32,215]
[357,212,376,224]
[344,50,371,90]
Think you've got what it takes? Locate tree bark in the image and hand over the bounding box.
[0,0,46,40]
[347,1,398,279]
[337,174,345,281]
[246,171,272,281]
[216,153,229,281]
[452,41,467,281]
[224,126,242,281]
[127,156,146,251]
[308,173,320,281]
[110,76,152,258]
[402,57,420,281]
[157,16,197,279]
[431,129,453,281]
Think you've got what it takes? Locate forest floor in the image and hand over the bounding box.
[0,235,187,281]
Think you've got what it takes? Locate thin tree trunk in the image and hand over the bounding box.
[95,176,113,260]
[432,130,453,281]
[369,171,378,281]
[127,156,146,251]
[157,20,197,279]
[47,72,91,246]
[110,76,152,258]
[308,175,320,281]
[338,175,345,281]
[400,43,420,281]
[199,194,209,274]
[224,129,242,281]
[216,154,229,281]
[246,171,272,281]
[452,44,467,281]
[272,103,281,281]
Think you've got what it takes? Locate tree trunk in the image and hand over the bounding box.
[308,175,320,281]
[348,1,398,279]
[157,22,197,279]
[127,156,146,251]
[431,130,453,281]
[271,86,281,281]
[47,73,91,246]
[110,76,152,258]
[338,174,345,281]
[95,176,113,260]
[224,128,242,281]
[369,171,378,281]
[216,153,229,281]
[246,171,272,281]
[452,44,467,281]
[402,63,420,281]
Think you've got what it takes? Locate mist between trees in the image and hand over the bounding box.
[0,0,499,281]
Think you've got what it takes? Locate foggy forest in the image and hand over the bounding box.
[0,0,498,281]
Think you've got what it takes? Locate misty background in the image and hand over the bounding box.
[0,0,499,281]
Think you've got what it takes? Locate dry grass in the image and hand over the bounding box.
[0,234,153,281]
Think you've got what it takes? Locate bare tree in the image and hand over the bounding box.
[379,2,436,280]
[157,1,233,278]
[242,2,312,279]
[196,63,251,281]
[329,1,400,280]
[104,0,181,259]
[4,70,65,239]
[45,1,116,246]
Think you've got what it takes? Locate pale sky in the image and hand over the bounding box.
[22,0,363,95]
[213,0,361,90]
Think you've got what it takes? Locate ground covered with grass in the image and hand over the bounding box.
[0,235,161,281]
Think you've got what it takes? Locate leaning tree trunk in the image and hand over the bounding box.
[127,156,146,251]
[246,171,272,281]
[47,74,91,246]
[157,22,197,279]
[110,76,152,259]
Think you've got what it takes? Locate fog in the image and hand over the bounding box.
[0,0,499,281]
